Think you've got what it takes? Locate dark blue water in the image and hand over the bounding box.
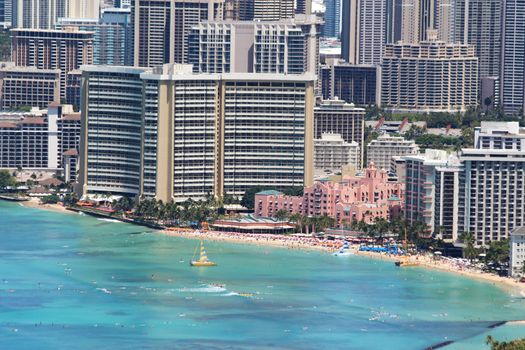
[1,201,524,349]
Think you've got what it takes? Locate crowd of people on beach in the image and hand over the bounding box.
[163,228,345,251]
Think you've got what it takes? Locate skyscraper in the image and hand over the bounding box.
[323,0,341,38]
[453,0,502,80]
[11,27,94,98]
[188,18,320,75]
[67,0,101,19]
[0,0,12,28]
[253,0,294,20]
[131,0,224,67]
[381,36,479,112]
[56,8,131,66]
[500,0,525,115]
[13,0,66,29]
[341,0,388,65]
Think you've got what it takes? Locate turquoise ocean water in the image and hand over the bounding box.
[0,201,524,349]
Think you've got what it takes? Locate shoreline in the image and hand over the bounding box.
[18,198,73,214]
[7,199,525,296]
[354,250,525,295]
[159,229,525,295]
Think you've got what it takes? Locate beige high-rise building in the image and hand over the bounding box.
[79,64,315,202]
[67,0,101,19]
[0,65,61,109]
[399,0,419,43]
[131,0,224,67]
[341,0,389,65]
[253,0,294,20]
[381,36,479,112]
[13,0,65,29]
[11,27,94,98]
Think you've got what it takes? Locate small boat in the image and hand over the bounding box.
[333,242,353,256]
[190,241,216,267]
[395,227,419,267]
[394,257,419,267]
[333,248,353,257]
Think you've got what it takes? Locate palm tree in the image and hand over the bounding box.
[288,213,303,233]
[373,217,389,243]
[316,215,335,232]
[459,231,478,261]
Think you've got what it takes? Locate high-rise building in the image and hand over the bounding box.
[500,0,525,115]
[314,99,365,167]
[341,0,389,65]
[131,0,224,67]
[13,0,66,29]
[381,36,478,113]
[67,0,101,18]
[79,64,315,201]
[474,121,525,150]
[0,0,12,28]
[459,149,525,245]
[457,122,525,246]
[296,0,312,15]
[402,149,460,242]
[320,60,379,105]
[115,0,131,8]
[367,134,419,171]
[481,76,500,110]
[322,0,341,38]
[0,104,80,172]
[57,7,131,66]
[314,133,360,173]
[0,65,61,110]
[224,0,253,20]
[188,18,320,75]
[253,0,294,20]
[453,0,502,81]
[11,27,94,98]
[509,227,525,277]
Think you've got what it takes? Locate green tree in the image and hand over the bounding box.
[40,194,60,204]
[371,217,390,242]
[486,335,525,350]
[459,231,478,261]
[62,193,79,206]
[485,239,510,264]
[0,170,17,189]
[275,209,289,222]
[288,213,303,233]
[316,215,335,232]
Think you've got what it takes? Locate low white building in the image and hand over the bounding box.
[314,133,359,173]
[510,226,525,278]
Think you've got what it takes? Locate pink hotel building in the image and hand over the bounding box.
[254,163,405,227]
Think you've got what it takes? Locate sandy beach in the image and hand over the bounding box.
[19,198,72,214]
[160,228,525,295]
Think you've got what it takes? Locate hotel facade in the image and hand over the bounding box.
[78,64,315,202]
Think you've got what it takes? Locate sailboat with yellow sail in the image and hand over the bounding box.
[190,241,216,267]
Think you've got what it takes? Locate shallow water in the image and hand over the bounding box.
[0,201,524,349]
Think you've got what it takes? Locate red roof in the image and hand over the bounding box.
[0,122,17,128]
[61,113,81,121]
[19,117,45,125]
[38,178,64,186]
[63,149,78,156]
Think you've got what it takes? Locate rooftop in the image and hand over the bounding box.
[256,190,283,196]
